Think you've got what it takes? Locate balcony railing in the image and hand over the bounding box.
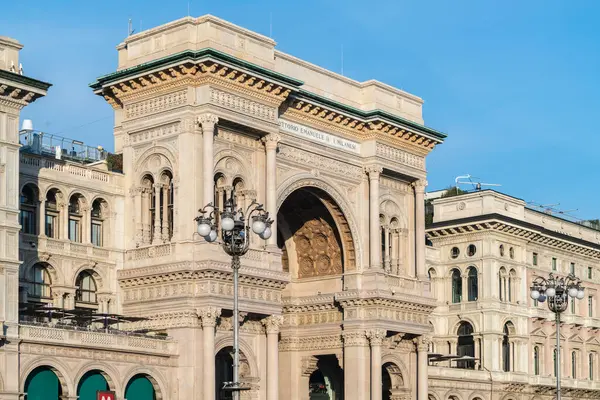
[20,131,107,164]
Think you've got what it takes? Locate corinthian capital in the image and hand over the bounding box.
[366,329,387,346]
[414,334,432,352]
[261,133,281,147]
[197,114,219,127]
[261,315,283,334]
[412,179,427,193]
[198,306,221,328]
[364,165,383,179]
[342,330,368,347]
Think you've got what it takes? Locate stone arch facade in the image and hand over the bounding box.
[71,263,106,292]
[21,358,74,397]
[134,145,177,182]
[214,335,260,380]
[121,367,167,400]
[468,394,487,400]
[20,257,65,287]
[450,317,479,335]
[277,175,363,270]
[214,149,253,186]
[73,362,122,394]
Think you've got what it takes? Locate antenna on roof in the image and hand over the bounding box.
[455,174,501,192]
[128,19,135,36]
[527,201,579,217]
[341,44,344,76]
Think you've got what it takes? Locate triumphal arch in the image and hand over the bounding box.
[88,14,445,400]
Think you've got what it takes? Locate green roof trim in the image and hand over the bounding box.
[90,48,304,90]
[0,70,52,91]
[297,89,447,141]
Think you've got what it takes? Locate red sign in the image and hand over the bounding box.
[97,391,116,400]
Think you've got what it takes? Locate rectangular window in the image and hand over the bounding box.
[571,262,576,274]
[534,299,539,307]
[571,299,576,314]
[590,353,595,380]
[589,267,593,280]
[68,219,80,242]
[589,296,593,318]
[533,252,538,266]
[20,209,36,234]
[45,214,57,238]
[552,258,557,271]
[91,222,102,247]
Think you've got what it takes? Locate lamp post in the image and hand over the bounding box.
[196,196,272,398]
[530,273,585,400]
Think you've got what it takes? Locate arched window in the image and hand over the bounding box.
[589,353,594,380]
[467,266,478,301]
[572,351,577,378]
[75,271,97,304]
[451,269,462,303]
[534,346,540,375]
[45,189,60,238]
[140,175,154,245]
[91,199,106,247]
[499,244,505,256]
[457,321,475,369]
[68,194,84,242]
[28,263,52,300]
[554,348,558,377]
[502,323,510,372]
[20,184,37,234]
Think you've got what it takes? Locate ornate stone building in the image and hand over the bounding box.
[426,190,600,400]
[1,15,446,400]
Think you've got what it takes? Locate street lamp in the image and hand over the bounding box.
[530,273,585,400]
[196,196,272,397]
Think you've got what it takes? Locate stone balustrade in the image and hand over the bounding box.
[20,234,115,261]
[19,323,175,356]
[20,153,112,183]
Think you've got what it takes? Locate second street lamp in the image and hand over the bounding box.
[196,196,272,398]
[530,272,584,400]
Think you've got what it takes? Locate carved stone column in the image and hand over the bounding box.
[342,330,370,400]
[367,329,386,400]
[199,307,221,400]
[81,202,91,244]
[262,133,280,248]
[52,290,64,309]
[415,335,431,400]
[141,188,151,244]
[199,114,219,207]
[57,193,67,240]
[161,184,169,241]
[133,187,143,244]
[383,226,390,272]
[262,315,283,400]
[365,166,383,269]
[152,183,162,244]
[37,196,45,237]
[413,180,427,279]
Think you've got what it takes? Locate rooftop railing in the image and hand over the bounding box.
[20,131,107,164]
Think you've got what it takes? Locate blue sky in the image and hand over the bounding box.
[3,0,599,220]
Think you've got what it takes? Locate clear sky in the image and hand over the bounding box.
[3,0,599,221]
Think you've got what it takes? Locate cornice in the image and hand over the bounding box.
[427,214,600,259]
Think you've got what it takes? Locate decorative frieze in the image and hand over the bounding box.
[279,335,343,352]
[216,129,261,148]
[376,142,425,170]
[130,122,181,145]
[125,90,188,119]
[210,87,277,122]
[341,331,368,347]
[277,144,363,180]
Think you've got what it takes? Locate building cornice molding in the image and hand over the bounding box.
[427,214,600,258]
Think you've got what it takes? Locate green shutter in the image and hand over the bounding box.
[78,371,108,400]
[125,375,156,400]
[25,367,60,400]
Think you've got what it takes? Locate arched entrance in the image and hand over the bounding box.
[381,362,408,400]
[24,366,62,400]
[307,355,344,400]
[278,187,356,281]
[125,374,156,400]
[77,370,109,400]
